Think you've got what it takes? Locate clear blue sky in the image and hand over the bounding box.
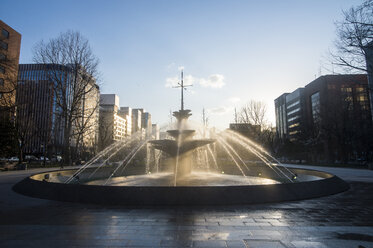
[1,0,362,129]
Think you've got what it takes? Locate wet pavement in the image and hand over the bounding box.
[0,165,373,247]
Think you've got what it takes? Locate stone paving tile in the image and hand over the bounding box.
[244,240,288,248]
[226,240,247,248]
[192,240,227,247]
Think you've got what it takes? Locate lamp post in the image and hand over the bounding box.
[41,144,46,167]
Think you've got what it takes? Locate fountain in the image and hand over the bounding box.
[12,71,349,205]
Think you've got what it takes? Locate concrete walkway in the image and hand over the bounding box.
[0,165,372,248]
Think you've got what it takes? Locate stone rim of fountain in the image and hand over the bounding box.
[12,166,350,205]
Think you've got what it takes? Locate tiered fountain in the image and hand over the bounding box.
[149,72,215,185]
[149,109,214,185]
[12,71,350,205]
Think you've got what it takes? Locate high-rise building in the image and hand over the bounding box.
[142,112,152,137]
[274,93,288,140]
[17,64,56,154]
[99,94,127,150]
[0,20,21,119]
[0,20,21,156]
[17,64,100,155]
[118,106,132,136]
[131,108,142,134]
[275,74,373,162]
[151,123,159,140]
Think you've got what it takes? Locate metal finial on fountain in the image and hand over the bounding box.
[173,69,192,111]
[148,69,215,181]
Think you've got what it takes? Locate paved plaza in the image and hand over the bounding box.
[0,165,373,248]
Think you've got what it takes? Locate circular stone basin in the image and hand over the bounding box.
[12,167,349,206]
[88,172,280,186]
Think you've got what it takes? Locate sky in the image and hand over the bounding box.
[1,0,363,129]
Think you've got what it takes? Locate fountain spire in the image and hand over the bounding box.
[174,69,192,111]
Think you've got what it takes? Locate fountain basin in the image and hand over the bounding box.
[13,166,349,205]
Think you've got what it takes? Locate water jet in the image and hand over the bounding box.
[13,71,349,205]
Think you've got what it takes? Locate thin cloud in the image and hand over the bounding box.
[199,74,225,88]
[207,106,233,115]
[165,76,179,88]
[227,97,241,103]
[165,73,226,89]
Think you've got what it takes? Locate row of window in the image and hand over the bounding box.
[288,115,300,122]
[287,107,300,116]
[286,100,300,109]
[0,65,5,74]
[288,122,300,129]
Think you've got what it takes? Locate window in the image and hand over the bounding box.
[0,53,5,61]
[289,130,299,135]
[287,107,300,116]
[288,115,300,122]
[1,29,9,39]
[288,123,300,129]
[356,87,365,92]
[357,95,368,102]
[328,84,336,90]
[341,87,352,93]
[0,65,4,74]
[311,92,320,124]
[286,100,300,109]
[0,78,3,86]
[0,40,8,50]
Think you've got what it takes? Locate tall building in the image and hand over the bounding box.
[275,88,306,142]
[78,81,100,154]
[99,94,128,150]
[131,108,142,134]
[118,107,132,136]
[142,111,152,137]
[17,64,55,154]
[274,93,288,140]
[0,21,21,156]
[275,74,373,162]
[17,64,100,155]
[0,21,21,118]
[151,124,160,140]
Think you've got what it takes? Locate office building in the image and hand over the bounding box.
[17,64,100,155]
[142,111,152,137]
[118,106,132,136]
[275,74,373,162]
[0,21,21,156]
[0,20,21,119]
[131,108,142,134]
[99,94,127,149]
[152,123,159,140]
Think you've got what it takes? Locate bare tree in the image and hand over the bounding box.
[238,100,268,128]
[33,31,100,165]
[332,0,373,73]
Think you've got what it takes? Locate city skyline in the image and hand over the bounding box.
[1,0,363,129]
